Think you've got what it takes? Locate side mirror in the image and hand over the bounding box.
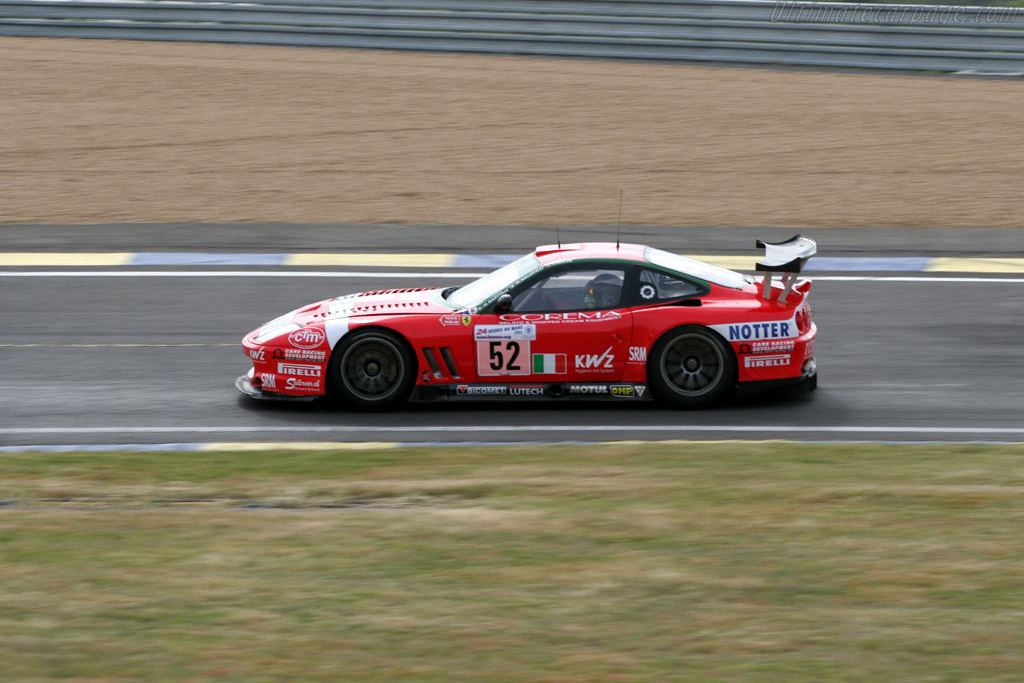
[494,293,513,314]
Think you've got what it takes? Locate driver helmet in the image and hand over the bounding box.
[584,272,623,308]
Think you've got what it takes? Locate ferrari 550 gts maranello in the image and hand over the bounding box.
[238,236,817,409]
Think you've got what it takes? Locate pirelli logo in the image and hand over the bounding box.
[278,362,322,377]
[744,354,791,368]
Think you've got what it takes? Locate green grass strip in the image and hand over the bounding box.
[2,442,1024,680]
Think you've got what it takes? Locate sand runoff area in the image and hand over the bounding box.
[2,36,1022,227]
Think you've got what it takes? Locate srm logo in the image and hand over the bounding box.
[576,347,614,370]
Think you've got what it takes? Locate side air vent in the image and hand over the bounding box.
[439,347,461,378]
[422,348,443,379]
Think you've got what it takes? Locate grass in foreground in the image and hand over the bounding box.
[2,442,1024,681]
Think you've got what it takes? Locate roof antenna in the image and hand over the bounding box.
[556,225,561,248]
[616,190,623,250]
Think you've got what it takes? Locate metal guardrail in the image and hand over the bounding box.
[2,0,1024,72]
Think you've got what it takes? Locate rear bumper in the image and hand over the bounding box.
[737,356,817,397]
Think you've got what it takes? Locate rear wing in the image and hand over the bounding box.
[756,235,816,303]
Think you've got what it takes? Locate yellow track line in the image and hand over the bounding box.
[0,252,134,266]
[927,257,1024,273]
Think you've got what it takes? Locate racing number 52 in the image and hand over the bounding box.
[476,340,530,376]
[489,341,521,372]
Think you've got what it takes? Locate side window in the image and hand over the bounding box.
[511,267,626,313]
[635,268,704,303]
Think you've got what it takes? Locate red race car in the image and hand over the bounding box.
[238,237,817,409]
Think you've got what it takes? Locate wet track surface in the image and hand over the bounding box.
[1,225,1022,445]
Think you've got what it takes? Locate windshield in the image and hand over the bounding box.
[446,253,543,310]
[645,247,752,290]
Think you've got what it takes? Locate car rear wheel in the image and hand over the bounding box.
[648,326,735,409]
[330,329,415,410]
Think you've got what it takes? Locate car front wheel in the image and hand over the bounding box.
[330,329,415,410]
[648,326,736,409]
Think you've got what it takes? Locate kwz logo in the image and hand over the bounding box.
[575,347,614,371]
[249,348,265,361]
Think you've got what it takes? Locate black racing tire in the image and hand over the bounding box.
[329,328,415,411]
[647,325,736,409]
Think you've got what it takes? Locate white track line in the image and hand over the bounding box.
[2,425,1023,436]
[0,271,1022,283]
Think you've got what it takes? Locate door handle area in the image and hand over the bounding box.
[610,333,624,343]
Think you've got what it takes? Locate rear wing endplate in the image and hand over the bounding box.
[756,235,816,303]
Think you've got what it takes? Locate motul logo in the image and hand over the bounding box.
[568,384,607,394]
[575,347,614,370]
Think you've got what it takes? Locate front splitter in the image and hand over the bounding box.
[235,374,320,402]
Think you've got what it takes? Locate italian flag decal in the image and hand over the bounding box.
[532,353,567,374]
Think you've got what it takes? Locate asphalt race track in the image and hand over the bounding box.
[2,225,1022,447]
